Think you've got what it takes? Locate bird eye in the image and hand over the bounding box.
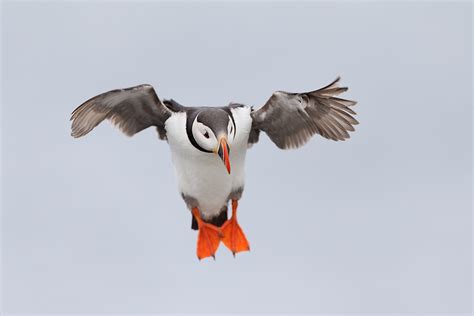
[203,131,209,139]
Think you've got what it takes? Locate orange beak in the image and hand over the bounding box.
[217,137,231,174]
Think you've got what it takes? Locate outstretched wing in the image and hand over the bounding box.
[70,84,172,139]
[250,77,358,149]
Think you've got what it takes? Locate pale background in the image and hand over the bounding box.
[1,1,472,314]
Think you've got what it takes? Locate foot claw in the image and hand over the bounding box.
[221,218,250,256]
[193,204,250,260]
[193,208,221,260]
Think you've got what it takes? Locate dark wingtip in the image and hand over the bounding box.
[316,76,343,92]
[329,76,341,87]
[70,130,80,138]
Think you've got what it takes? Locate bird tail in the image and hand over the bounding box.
[191,205,228,230]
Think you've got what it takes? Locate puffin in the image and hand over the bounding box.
[70,77,357,260]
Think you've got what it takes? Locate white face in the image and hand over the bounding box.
[191,115,235,152]
[227,119,235,142]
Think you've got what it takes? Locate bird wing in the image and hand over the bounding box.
[249,77,358,149]
[70,84,172,139]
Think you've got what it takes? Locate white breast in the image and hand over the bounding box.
[165,107,252,220]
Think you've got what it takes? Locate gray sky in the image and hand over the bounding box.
[2,1,472,314]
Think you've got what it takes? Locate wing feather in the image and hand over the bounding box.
[70,84,172,139]
[250,77,358,149]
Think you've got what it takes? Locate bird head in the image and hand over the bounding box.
[190,109,235,174]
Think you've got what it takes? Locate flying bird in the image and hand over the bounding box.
[70,77,358,260]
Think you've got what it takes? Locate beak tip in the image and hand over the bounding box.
[218,137,231,174]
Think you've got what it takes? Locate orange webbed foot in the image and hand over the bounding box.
[221,200,250,256]
[192,208,222,260]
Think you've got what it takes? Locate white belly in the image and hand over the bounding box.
[165,107,252,219]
